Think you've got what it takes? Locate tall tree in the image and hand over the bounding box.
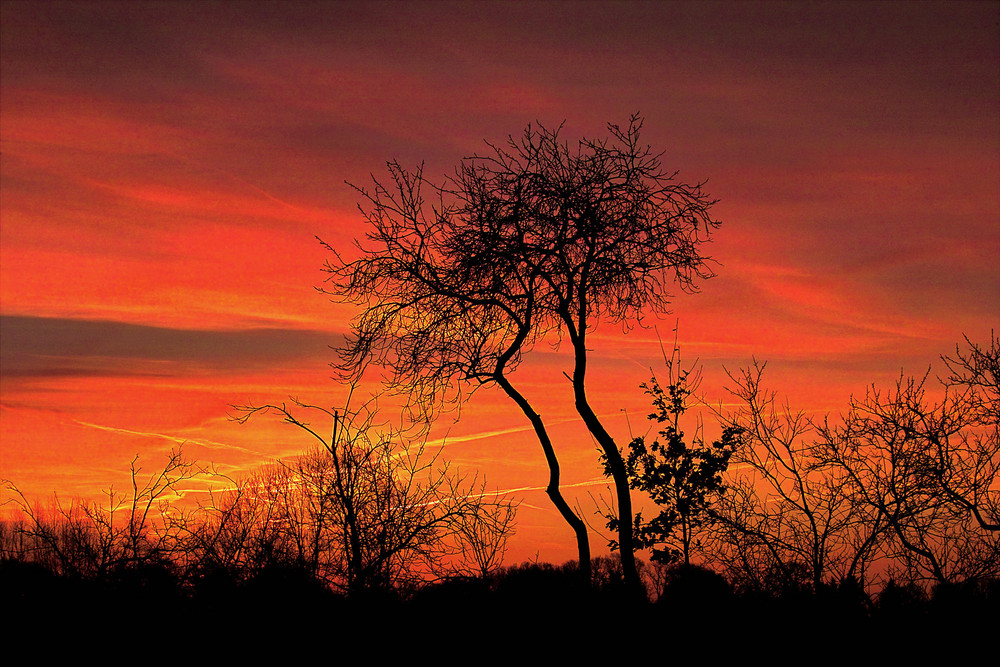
[322,161,593,581]
[324,115,720,591]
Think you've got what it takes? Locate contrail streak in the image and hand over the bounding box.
[73,420,257,455]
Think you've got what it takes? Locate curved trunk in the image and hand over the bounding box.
[496,375,592,583]
[567,326,642,596]
[573,385,642,594]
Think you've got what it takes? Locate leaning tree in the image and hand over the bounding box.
[322,160,593,582]
[324,114,720,592]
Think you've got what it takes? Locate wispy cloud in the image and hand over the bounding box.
[425,417,586,449]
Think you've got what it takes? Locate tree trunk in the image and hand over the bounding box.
[496,376,592,584]
[567,334,642,596]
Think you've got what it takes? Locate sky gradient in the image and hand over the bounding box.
[2,1,998,564]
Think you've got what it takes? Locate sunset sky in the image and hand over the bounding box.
[2,0,998,564]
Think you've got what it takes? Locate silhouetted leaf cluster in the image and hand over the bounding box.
[604,372,740,566]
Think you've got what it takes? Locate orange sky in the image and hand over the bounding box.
[2,0,998,565]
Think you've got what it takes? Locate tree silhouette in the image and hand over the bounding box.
[938,332,1000,531]
[184,461,292,584]
[3,448,202,581]
[323,114,720,591]
[322,158,593,581]
[232,395,518,595]
[708,362,884,595]
[605,347,739,567]
[705,334,1000,595]
[815,333,1000,586]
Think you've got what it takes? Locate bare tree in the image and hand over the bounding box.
[816,333,1000,586]
[938,331,1000,531]
[322,158,593,581]
[2,448,203,580]
[707,363,884,594]
[454,493,518,580]
[232,396,519,595]
[323,114,720,592]
[182,463,292,583]
[706,334,999,594]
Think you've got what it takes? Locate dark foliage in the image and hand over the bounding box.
[605,372,739,566]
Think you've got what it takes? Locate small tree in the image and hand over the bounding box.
[603,345,739,567]
[185,463,292,583]
[232,396,519,595]
[454,494,518,580]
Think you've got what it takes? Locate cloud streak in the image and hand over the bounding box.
[72,419,257,456]
[1,315,340,378]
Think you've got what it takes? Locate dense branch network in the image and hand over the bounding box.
[322,115,721,592]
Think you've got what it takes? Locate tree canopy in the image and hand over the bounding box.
[323,114,722,592]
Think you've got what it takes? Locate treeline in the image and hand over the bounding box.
[2,545,995,645]
[1,399,518,609]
